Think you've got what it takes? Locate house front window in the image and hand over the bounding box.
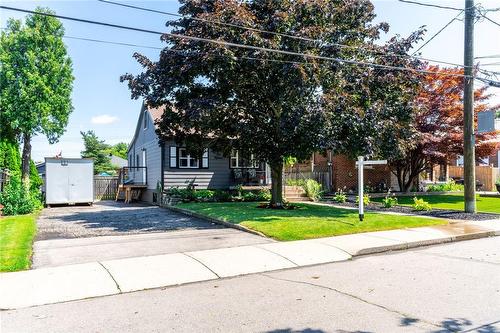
[179,148,199,168]
[230,150,257,168]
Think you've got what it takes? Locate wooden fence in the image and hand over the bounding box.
[449,165,499,191]
[94,176,119,200]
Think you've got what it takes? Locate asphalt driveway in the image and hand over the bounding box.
[33,201,272,268]
[36,201,221,240]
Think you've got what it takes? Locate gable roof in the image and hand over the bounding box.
[148,106,165,129]
[128,102,165,153]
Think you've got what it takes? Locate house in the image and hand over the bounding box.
[127,103,403,203]
[109,154,128,169]
[127,103,271,203]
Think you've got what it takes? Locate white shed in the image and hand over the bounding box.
[45,158,94,206]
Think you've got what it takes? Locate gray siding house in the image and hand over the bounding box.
[128,103,270,203]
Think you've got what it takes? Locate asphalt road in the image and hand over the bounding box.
[2,237,500,333]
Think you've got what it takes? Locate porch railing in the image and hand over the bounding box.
[283,168,331,192]
[118,167,148,186]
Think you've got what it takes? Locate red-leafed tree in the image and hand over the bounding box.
[389,65,500,192]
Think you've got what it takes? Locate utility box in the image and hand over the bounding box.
[45,158,94,206]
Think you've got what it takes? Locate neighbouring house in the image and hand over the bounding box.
[110,154,128,169]
[127,103,272,203]
[290,153,397,193]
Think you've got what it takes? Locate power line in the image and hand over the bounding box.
[398,0,467,11]
[98,0,322,44]
[475,54,500,59]
[412,10,463,54]
[98,0,485,71]
[478,12,500,27]
[479,62,500,66]
[0,5,479,80]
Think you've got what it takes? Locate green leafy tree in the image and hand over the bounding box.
[109,142,128,159]
[0,138,21,175]
[122,0,392,207]
[325,30,424,163]
[0,7,74,187]
[80,131,115,174]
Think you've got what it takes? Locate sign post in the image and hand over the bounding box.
[355,157,387,222]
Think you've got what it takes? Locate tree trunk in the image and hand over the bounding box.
[270,160,284,208]
[21,132,31,188]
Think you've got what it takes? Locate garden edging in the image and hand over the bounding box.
[163,204,269,238]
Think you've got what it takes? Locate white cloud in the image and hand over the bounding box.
[91,114,119,125]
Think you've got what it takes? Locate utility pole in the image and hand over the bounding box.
[463,0,476,213]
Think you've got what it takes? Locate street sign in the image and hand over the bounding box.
[357,156,387,221]
[477,110,495,133]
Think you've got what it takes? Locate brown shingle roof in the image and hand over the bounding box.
[147,105,165,129]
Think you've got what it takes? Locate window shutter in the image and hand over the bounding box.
[201,149,209,168]
[169,146,177,168]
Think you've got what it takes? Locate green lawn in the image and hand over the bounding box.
[0,214,37,272]
[372,194,500,214]
[178,202,447,241]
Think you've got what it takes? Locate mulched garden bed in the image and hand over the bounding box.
[328,201,499,221]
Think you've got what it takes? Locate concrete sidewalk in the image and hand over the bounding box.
[1,219,499,310]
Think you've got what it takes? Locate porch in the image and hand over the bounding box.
[116,166,148,203]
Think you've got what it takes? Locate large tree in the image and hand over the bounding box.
[122,0,397,207]
[325,29,425,161]
[389,66,500,192]
[0,7,74,186]
[80,131,115,175]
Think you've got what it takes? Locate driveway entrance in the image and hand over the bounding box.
[33,201,271,268]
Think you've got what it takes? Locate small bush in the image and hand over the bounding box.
[0,176,42,216]
[495,177,500,186]
[256,188,271,201]
[242,191,257,202]
[381,190,398,208]
[382,196,398,208]
[214,190,232,202]
[356,193,371,206]
[427,180,464,192]
[193,190,215,202]
[412,197,432,211]
[303,179,322,201]
[332,188,347,203]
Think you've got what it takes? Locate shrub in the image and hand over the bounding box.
[332,188,347,203]
[427,180,464,192]
[303,179,322,201]
[382,196,398,208]
[381,190,398,208]
[412,197,432,211]
[0,176,42,215]
[242,191,257,202]
[256,188,271,201]
[193,190,215,202]
[214,190,232,202]
[356,193,371,206]
[495,177,500,186]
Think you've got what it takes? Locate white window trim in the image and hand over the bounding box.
[230,150,257,168]
[178,148,199,169]
[143,111,148,130]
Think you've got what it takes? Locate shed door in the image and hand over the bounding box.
[68,162,93,203]
[47,162,70,204]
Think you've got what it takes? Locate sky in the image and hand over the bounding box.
[1,0,500,162]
